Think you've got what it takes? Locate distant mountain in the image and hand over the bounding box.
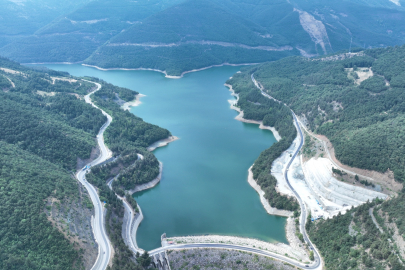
[0,0,91,47]
[288,0,405,52]
[85,0,300,75]
[0,0,91,34]
[0,0,182,63]
[1,0,405,75]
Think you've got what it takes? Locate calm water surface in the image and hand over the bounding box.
[38,64,287,250]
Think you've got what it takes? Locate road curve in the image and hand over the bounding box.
[147,75,322,269]
[107,174,144,254]
[287,113,321,269]
[75,76,321,269]
[147,113,321,269]
[251,73,322,269]
[76,81,113,270]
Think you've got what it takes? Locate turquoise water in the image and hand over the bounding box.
[38,64,287,251]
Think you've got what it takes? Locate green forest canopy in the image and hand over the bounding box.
[3,0,405,75]
[231,45,405,182]
[0,57,167,269]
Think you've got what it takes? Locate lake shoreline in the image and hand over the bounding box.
[225,83,281,141]
[147,136,179,151]
[121,94,146,111]
[81,63,258,79]
[128,161,163,195]
[247,166,292,217]
[39,63,290,250]
[226,82,304,252]
[129,135,178,250]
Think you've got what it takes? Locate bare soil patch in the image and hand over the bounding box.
[51,76,78,84]
[316,134,402,194]
[0,67,25,76]
[345,67,373,85]
[76,146,100,171]
[36,90,56,96]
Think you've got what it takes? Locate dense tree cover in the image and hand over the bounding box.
[0,57,165,269]
[86,156,146,270]
[252,137,299,212]
[0,0,181,63]
[89,78,138,102]
[85,44,297,77]
[85,153,147,270]
[0,58,111,269]
[91,81,171,152]
[84,80,171,269]
[84,83,167,201]
[359,75,388,93]
[0,0,405,75]
[0,142,82,269]
[232,45,405,182]
[136,252,152,268]
[87,152,140,187]
[227,70,299,211]
[0,74,12,89]
[308,197,404,269]
[87,150,160,194]
[114,152,160,190]
[4,0,405,73]
[0,80,105,169]
[0,63,105,170]
[225,45,405,268]
[86,79,170,191]
[110,0,279,47]
[0,0,91,35]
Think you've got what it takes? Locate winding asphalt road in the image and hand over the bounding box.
[146,75,322,270]
[148,112,321,269]
[252,73,321,268]
[287,113,321,269]
[107,173,143,255]
[74,76,321,269]
[76,81,112,270]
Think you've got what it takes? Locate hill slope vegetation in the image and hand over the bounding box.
[230,45,405,183]
[2,0,405,75]
[0,57,168,269]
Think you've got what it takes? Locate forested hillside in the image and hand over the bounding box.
[83,79,170,270]
[0,0,90,37]
[308,194,405,269]
[86,79,170,194]
[227,72,299,212]
[0,57,168,269]
[0,142,83,270]
[228,45,405,267]
[230,45,405,183]
[0,60,105,169]
[0,0,182,63]
[0,58,105,269]
[2,0,405,75]
[85,0,299,75]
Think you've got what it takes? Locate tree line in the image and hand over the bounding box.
[227,70,299,211]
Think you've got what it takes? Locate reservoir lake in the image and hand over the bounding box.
[38,64,287,250]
